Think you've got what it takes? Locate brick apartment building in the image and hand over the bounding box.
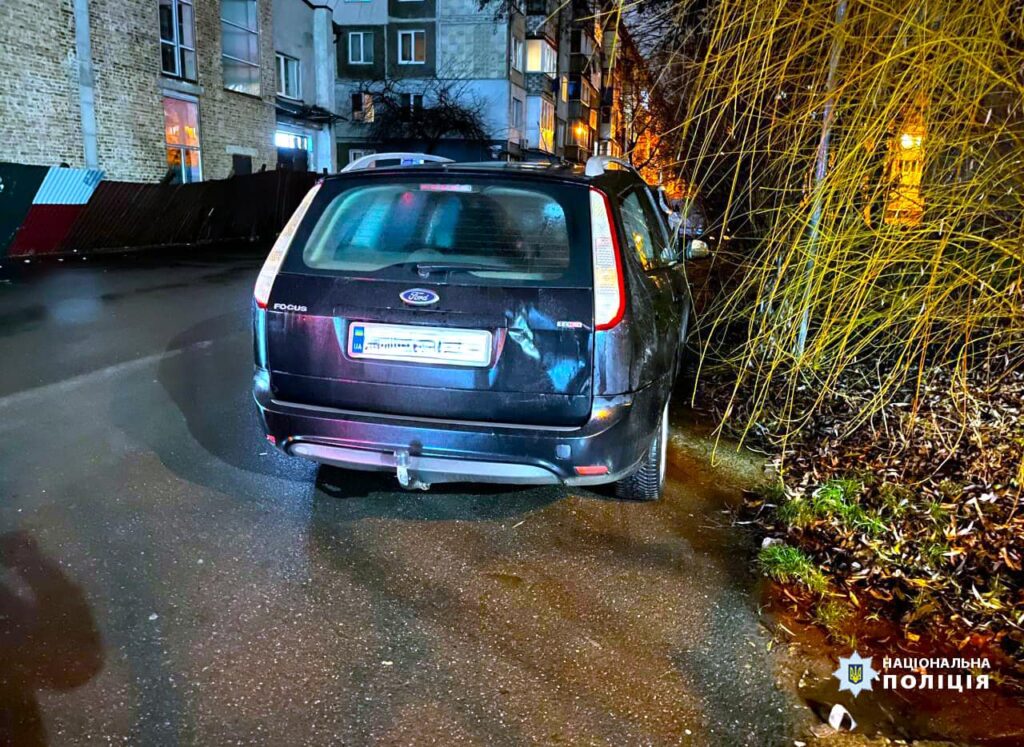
[0,0,281,182]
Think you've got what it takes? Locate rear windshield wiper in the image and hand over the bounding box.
[415,262,506,277]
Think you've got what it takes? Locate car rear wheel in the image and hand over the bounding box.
[614,401,669,501]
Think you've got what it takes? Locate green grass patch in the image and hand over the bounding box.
[774,478,888,536]
[813,599,850,635]
[758,544,829,593]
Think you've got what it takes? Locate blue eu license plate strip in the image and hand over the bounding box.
[347,322,492,367]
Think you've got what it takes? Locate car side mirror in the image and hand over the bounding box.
[686,238,713,260]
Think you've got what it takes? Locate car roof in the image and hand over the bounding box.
[322,160,642,191]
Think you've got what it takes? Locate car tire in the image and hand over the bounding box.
[614,400,669,502]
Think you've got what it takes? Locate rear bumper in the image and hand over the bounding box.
[253,368,664,486]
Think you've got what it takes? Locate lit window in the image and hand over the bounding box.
[526,39,556,75]
[275,53,301,99]
[163,96,201,184]
[398,30,426,65]
[351,92,375,122]
[221,0,261,96]
[274,131,309,150]
[539,98,555,152]
[159,0,197,81]
[349,32,374,64]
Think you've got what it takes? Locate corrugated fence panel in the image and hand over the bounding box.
[7,205,86,257]
[5,166,105,256]
[0,163,49,259]
[33,168,104,204]
[60,170,319,253]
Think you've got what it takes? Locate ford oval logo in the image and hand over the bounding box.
[399,288,439,306]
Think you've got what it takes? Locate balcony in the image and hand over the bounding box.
[563,144,591,164]
[569,52,599,76]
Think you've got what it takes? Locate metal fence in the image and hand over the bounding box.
[0,165,319,259]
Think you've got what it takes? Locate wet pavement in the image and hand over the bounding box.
[0,255,812,745]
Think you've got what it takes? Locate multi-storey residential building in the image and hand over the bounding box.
[332,0,532,165]
[0,0,284,182]
[332,0,622,166]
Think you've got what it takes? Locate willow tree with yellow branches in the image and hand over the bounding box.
[635,0,1024,453]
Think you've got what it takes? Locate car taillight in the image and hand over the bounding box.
[254,182,322,309]
[590,188,625,330]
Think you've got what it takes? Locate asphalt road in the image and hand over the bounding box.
[0,254,811,746]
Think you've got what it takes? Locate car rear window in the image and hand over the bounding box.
[285,176,591,286]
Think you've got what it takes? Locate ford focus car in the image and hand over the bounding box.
[252,154,697,500]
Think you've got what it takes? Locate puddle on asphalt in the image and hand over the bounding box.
[763,580,1024,745]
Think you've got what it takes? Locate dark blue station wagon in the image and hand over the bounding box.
[253,154,701,501]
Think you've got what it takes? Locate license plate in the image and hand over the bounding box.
[347,322,492,367]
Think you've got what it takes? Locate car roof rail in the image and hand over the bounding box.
[584,155,638,178]
[341,152,454,173]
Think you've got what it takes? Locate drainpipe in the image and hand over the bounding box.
[312,4,336,174]
[73,0,99,169]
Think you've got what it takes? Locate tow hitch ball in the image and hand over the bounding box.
[395,450,430,491]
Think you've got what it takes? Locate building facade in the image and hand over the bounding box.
[331,0,671,172]
[0,0,672,181]
[272,0,338,174]
[0,0,284,182]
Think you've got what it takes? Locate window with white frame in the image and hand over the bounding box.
[510,37,524,72]
[539,98,555,151]
[398,30,426,65]
[400,93,424,113]
[351,92,374,122]
[526,39,556,75]
[349,149,376,164]
[221,0,261,96]
[275,53,300,99]
[348,32,374,64]
[163,96,201,183]
[511,97,524,131]
[159,0,197,80]
[274,130,310,150]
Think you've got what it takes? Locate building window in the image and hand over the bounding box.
[275,53,301,99]
[539,98,555,151]
[348,32,374,64]
[511,97,524,131]
[221,0,261,96]
[159,0,197,80]
[400,93,424,115]
[560,75,568,102]
[526,39,556,75]
[351,92,375,122]
[274,131,309,150]
[398,30,426,65]
[163,96,201,184]
[510,37,524,72]
[349,148,376,163]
